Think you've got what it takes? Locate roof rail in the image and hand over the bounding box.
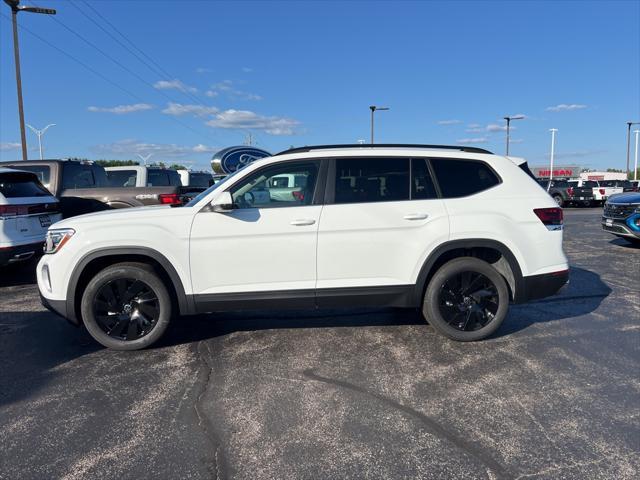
[276,144,494,156]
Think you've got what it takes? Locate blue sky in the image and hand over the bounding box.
[1,0,639,170]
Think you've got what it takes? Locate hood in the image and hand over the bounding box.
[607,192,640,204]
[51,204,182,229]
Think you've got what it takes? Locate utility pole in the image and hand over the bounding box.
[369,105,389,144]
[634,129,639,181]
[548,128,558,191]
[626,121,640,177]
[503,115,525,156]
[3,0,57,160]
[26,123,55,159]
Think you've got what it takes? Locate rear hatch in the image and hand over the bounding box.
[0,170,61,246]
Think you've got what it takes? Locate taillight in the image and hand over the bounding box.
[567,187,574,196]
[599,188,605,195]
[534,207,563,228]
[158,193,182,205]
[0,203,59,217]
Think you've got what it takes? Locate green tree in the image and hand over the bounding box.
[94,159,140,167]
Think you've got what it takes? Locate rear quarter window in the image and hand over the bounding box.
[430,158,501,198]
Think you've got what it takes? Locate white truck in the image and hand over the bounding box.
[105,165,182,188]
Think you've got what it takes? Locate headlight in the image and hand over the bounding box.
[44,228,75,254]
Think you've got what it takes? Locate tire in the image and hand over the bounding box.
[80,262,172,350]
[422,257,509,342]
[552,194,564,207]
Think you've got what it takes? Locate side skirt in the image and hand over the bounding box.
[191,285,417,314]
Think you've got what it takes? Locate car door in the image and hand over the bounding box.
[189,159,325,307]
[316,157,449,304]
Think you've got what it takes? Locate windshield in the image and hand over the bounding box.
[184,168,243,206]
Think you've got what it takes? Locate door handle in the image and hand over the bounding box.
[290,219,316,226]
[403,213,429,221]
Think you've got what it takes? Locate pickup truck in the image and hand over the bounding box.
[567,180,603,206]
[0,160,185,218]
[537,179,594,207]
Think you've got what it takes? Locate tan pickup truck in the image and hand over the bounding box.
[0,159,186,218]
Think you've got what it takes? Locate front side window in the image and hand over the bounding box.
[431,158,500,198]
[335,158,409,204]
[231,161,319,209]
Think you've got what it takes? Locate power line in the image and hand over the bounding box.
[0,12,214,142]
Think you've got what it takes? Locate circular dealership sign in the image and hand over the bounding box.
[211,146,271,174]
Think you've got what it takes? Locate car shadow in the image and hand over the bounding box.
[609,237,640,249]
[160,265,611,347]
[0,258,38,287]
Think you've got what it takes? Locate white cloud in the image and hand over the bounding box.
[456,137,489,144]
[467,123,481,128]
[0,142,21,151]
[206,109,299,135]
[546,104,587,112]
[436,119,461,125]
[153,79,198,94]
[466,126,485,133]
[195,67,212,73]
[205,90,219,98]
[486,123,508,132]
[209,80,261,100]
[93,139,219,158]
[162,102,219,117]
[87,103,153,114]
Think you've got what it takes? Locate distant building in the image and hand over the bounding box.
[530,165,581,179]
[579,171,627,181]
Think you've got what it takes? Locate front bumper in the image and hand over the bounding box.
[516,269,569,303]
[601,214,640,239]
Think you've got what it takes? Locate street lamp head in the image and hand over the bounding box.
[3,0,19,8]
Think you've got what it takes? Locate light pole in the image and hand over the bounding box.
[136,154,153,165]
[503,115,525,156]
[369,105,389,144]
[26,123,55,159]
[548,128,558,191]
[626,121,640,177]
[3,1,57,160]
[634,129,639,181]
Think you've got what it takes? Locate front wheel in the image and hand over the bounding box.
[422,257,509,341]
[80,262,172,350]
[552,194,564,207]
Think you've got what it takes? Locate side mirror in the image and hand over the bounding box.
[210,191,235,213]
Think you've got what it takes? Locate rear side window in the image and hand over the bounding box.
[431,158,500,198]
[411,159,437,199]
[107,170,137,187]
[335,158,409,204]
[189,173,213,188]
[0,172,50,198]
[62,163,96,189]
[147,169,181,187]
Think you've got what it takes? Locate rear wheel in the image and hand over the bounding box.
[422,257,509,341]
[552,194,564,207]
[80,262,172,350]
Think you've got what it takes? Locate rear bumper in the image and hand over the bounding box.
[0,241,43,266]
[516,269,569,303]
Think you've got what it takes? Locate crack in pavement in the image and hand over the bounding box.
[194,340,225,480]
[303,369,514,480]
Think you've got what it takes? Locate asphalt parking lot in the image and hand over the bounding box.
[1,208,638,480]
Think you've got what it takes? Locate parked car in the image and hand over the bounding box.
[601,192,640,245]
[1,168,62,266]
[568,180,603,206]
[38,144,568,350]
[536,179,594,207]
[0,160,185,218]
[600,180,635,192]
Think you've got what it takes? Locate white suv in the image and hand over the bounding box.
[37,145,568,350]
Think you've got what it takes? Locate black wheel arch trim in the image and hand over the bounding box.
[413,239,525,305]
[65,247,193,324]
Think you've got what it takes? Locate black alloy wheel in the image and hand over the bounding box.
[93,278,160,341]
[437,271,499,332]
